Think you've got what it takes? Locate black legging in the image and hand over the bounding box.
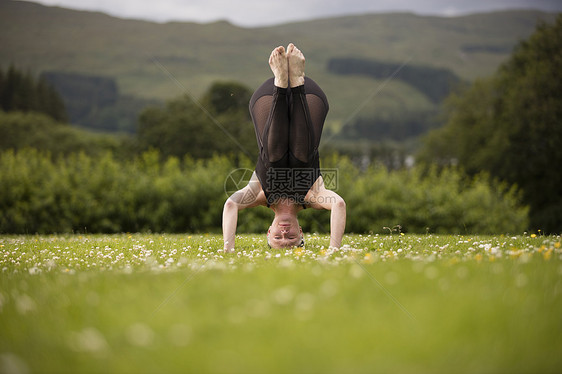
[249,77,329,167]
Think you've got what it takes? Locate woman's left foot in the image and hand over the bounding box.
[287,43,305,88]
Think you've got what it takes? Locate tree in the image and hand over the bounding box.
[137,81,255,159]
[419,15,562,232]
[0,111,125,157]
[0,65,67,122]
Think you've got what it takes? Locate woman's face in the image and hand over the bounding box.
[267,217,303,248]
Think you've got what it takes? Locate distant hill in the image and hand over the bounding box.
[327,57,465,103]
[40,71,157,133]
[0,0,557,139]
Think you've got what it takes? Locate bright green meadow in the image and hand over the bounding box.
[1,233,561,373]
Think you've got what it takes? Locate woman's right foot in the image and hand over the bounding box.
[287,43,305,88]
[269,46,288,88]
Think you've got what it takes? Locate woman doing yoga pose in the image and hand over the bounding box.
[222,43,346,252]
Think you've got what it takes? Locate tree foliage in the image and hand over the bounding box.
[137,81,256,159]
[0,111,129,158]
[419,15,562,232]
[0,65,67,122]
[41,71,155,133]
[0,149,527,235]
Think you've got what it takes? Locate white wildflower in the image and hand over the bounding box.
[126,323,154,347]
[68,327,109,353]
[15,294,36,315]
[272,286,295,305]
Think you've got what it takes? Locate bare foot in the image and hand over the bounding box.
[287,43,305,88]
[269,46,288,88]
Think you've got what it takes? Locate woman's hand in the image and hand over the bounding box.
[305,176,346,248]
[222,172,265,251]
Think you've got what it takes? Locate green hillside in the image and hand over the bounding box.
[0,0,557,136]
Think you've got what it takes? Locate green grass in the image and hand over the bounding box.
[1,233,561,373]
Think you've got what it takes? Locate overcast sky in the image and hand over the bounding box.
[28,0,562,27]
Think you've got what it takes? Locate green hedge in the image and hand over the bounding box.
[319,155,529,234]
[0,149,232,233]
[0,149,528,234]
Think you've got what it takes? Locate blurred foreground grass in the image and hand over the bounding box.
[1,233,561,373]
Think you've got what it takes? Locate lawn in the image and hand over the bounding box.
[1,233,561,373]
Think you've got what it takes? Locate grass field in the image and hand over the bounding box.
[1,233,561,373]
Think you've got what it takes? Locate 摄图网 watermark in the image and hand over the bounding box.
[224,167,338,205]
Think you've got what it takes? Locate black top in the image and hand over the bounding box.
[255,149,320,207]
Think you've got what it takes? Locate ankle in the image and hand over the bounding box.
[289,76,305,88]
[274,76,288,88]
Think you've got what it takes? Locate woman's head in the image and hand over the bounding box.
[267,213,304,249]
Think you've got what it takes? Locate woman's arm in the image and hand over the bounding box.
[306,177,346,248]
[222,197,240,252]
[222,172,265,252]
[328,191,346,248]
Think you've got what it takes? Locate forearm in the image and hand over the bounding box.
[329,201,346,248]
[222,200,238,252]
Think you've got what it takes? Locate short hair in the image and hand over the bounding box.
[267,236,305,249]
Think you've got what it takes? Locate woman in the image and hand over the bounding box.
[222,43,346,252]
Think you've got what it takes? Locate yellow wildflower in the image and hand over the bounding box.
[363,253,374,264]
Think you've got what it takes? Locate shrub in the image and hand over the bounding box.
[0,150,528,234]
[336,163,528,234]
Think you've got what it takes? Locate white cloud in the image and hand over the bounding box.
[26,0,562,26]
